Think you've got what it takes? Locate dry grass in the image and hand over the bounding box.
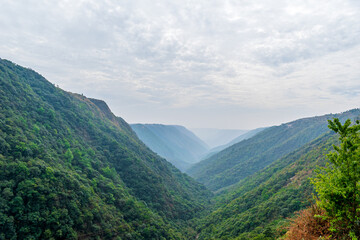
[284,204,332,240]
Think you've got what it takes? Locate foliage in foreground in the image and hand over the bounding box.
[311,118,360,239]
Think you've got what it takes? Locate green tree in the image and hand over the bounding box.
[64,149,74,163]
[312,118,360,239]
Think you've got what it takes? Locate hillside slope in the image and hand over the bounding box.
[204,127,266,159]
[197,132,339,239]
[0,59,211,239]
[187,110,360,191]
[131,124,209,171]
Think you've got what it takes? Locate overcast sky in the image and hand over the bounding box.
[1,0,360,129]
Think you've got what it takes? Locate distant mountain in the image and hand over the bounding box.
[204,127,267,158]
[0,59,211,239]
[187,109,360,191]
[190,128,248,148]
[131,124,209,171]
[226,127,267,146]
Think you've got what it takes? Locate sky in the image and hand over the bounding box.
[1,0,360,129]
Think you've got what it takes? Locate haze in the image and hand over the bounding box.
[1,0,359,129]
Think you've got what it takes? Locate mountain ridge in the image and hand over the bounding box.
[187,109,360,191]
[203,127,267,159]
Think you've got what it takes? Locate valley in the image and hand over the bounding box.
[1,58,359,239]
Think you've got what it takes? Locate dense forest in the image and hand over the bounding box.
[1,58,359,239]
[0,59,211,239]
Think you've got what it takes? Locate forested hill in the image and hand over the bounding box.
[131,124,209,171]
[187,109,360,191]
[0,59,212,239]
[197,131,339,239]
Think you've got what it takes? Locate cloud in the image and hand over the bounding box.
[0,0,359,128]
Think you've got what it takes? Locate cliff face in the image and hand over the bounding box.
[89,98,116,121]
[88,98,135,136]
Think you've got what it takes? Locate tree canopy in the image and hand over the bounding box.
[312,118,360,239]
